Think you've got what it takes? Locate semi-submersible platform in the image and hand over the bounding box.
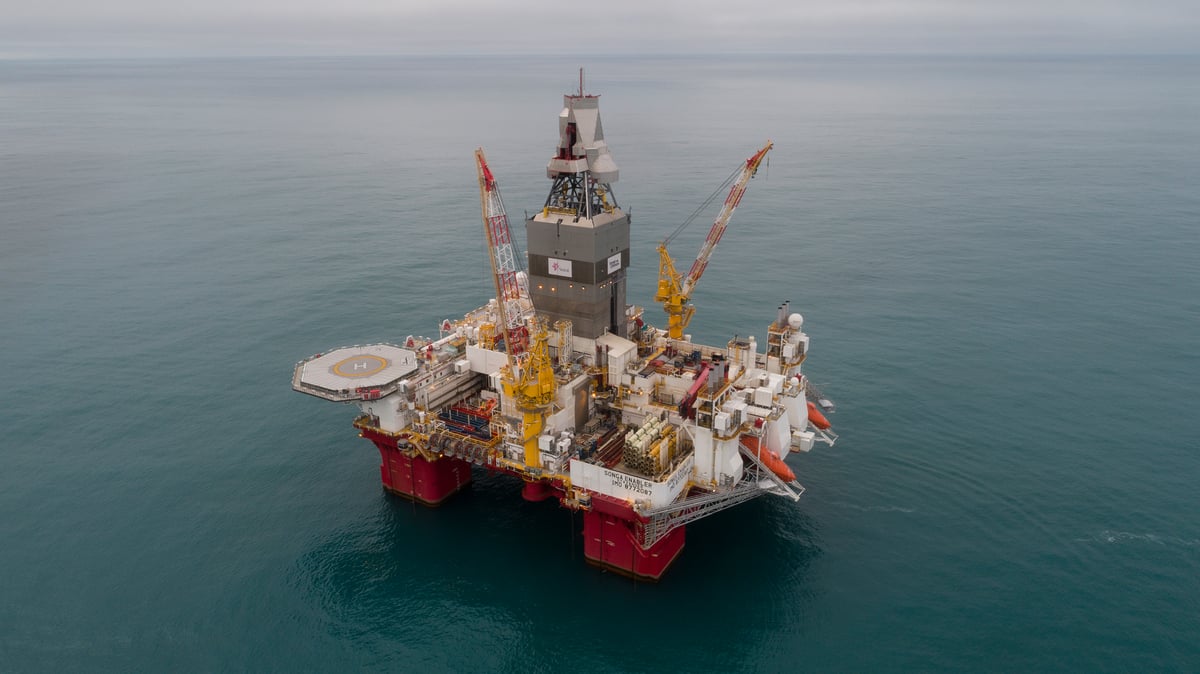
[292,81,837,580]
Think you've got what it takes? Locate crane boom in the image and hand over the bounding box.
[475,148,529,355]
[655,141,773,339]
[475,148,555,469]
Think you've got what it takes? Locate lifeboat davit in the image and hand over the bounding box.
[807,401,831,430]
[743,436,796,482]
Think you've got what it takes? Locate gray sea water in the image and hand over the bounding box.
[2,55,1198,671]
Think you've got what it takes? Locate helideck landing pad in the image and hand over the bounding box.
[293,344,418,401]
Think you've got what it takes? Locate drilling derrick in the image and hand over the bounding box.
[525,80,631,340]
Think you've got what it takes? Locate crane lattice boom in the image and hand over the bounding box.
[475,148,529,354]
[656,141,773,339]
[475,148,557,469]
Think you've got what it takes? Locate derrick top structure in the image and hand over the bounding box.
[545,92,620,195]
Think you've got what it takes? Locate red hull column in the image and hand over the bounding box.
[582,500,686,581]
[521,480,556,502]
[362,429,472,506]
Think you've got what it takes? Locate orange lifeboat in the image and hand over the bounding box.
[743,436,796,482]
[807,401,831,430]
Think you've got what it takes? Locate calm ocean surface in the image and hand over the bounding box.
[2,55,1198,671]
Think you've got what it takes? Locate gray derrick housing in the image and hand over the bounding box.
[525,93,631,340]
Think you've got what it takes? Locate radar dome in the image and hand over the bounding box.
[788,313,804,330]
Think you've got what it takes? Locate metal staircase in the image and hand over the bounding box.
[633,445,806,548]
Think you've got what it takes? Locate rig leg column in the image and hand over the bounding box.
[521,480,555,502]
[365,432,472,506]
[582,508,686,581]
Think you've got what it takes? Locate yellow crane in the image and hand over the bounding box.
[475,148,556,468]
[655,141,773,339]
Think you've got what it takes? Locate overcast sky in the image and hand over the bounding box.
[2,0,1196,58]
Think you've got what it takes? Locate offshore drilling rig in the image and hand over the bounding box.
[292,77,836,580]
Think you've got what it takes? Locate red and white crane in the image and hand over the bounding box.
[655,141,773,339]
[475,148,530,354]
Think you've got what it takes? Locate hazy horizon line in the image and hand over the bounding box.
[3,50,1198,62]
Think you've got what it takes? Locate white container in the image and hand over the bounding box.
[754,386,773,407]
